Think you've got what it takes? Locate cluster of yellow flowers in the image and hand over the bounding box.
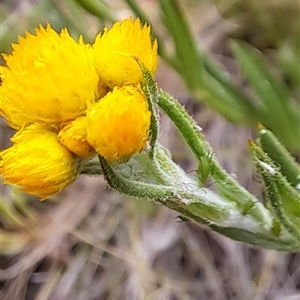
[0,18,158,199]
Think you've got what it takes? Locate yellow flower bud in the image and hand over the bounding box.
[0,24,100,130]
[0,124,78,199]
[87,86,151,162]
[93,18,158,88]
[58,116,94,158]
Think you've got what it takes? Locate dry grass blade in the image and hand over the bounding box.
[0,178,104,281]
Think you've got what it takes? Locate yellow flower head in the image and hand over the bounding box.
[93,17,158,88]
[87,86,151,162]
[58,116,95,158]
[0,24,100,130]
[0,124,78,199]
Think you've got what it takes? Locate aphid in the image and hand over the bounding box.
[176,215,190,223]
[197,152,215,187]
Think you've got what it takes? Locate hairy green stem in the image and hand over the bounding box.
[158,90,266,221]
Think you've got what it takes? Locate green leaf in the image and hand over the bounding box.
[249,139,300,243]
[232,41,300,150]
[73,0,115,22]
[138,61,160,158]
[258,125,300,187]
[159,0,203,89]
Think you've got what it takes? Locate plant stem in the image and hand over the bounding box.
[158,90,269,224]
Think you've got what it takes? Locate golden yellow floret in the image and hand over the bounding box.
[87,86,151,162]
[93,17,158,88]
[0,123,78,199]
[58,116,95,158]
[0,24,100,130]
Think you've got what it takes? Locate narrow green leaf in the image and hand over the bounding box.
[159,0,203,89]
[194,75,253,124]
[263,174,300,242]
[138,60,160,157]
[202,55,257,119]
[73,0,115,22]
[258,125,300,186]
[232,41,300,149]
[249,139,300,240]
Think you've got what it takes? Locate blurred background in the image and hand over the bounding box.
[0,0,299,299]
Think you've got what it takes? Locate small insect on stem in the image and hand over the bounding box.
[176,215,190,223]
[197,153,215,187]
